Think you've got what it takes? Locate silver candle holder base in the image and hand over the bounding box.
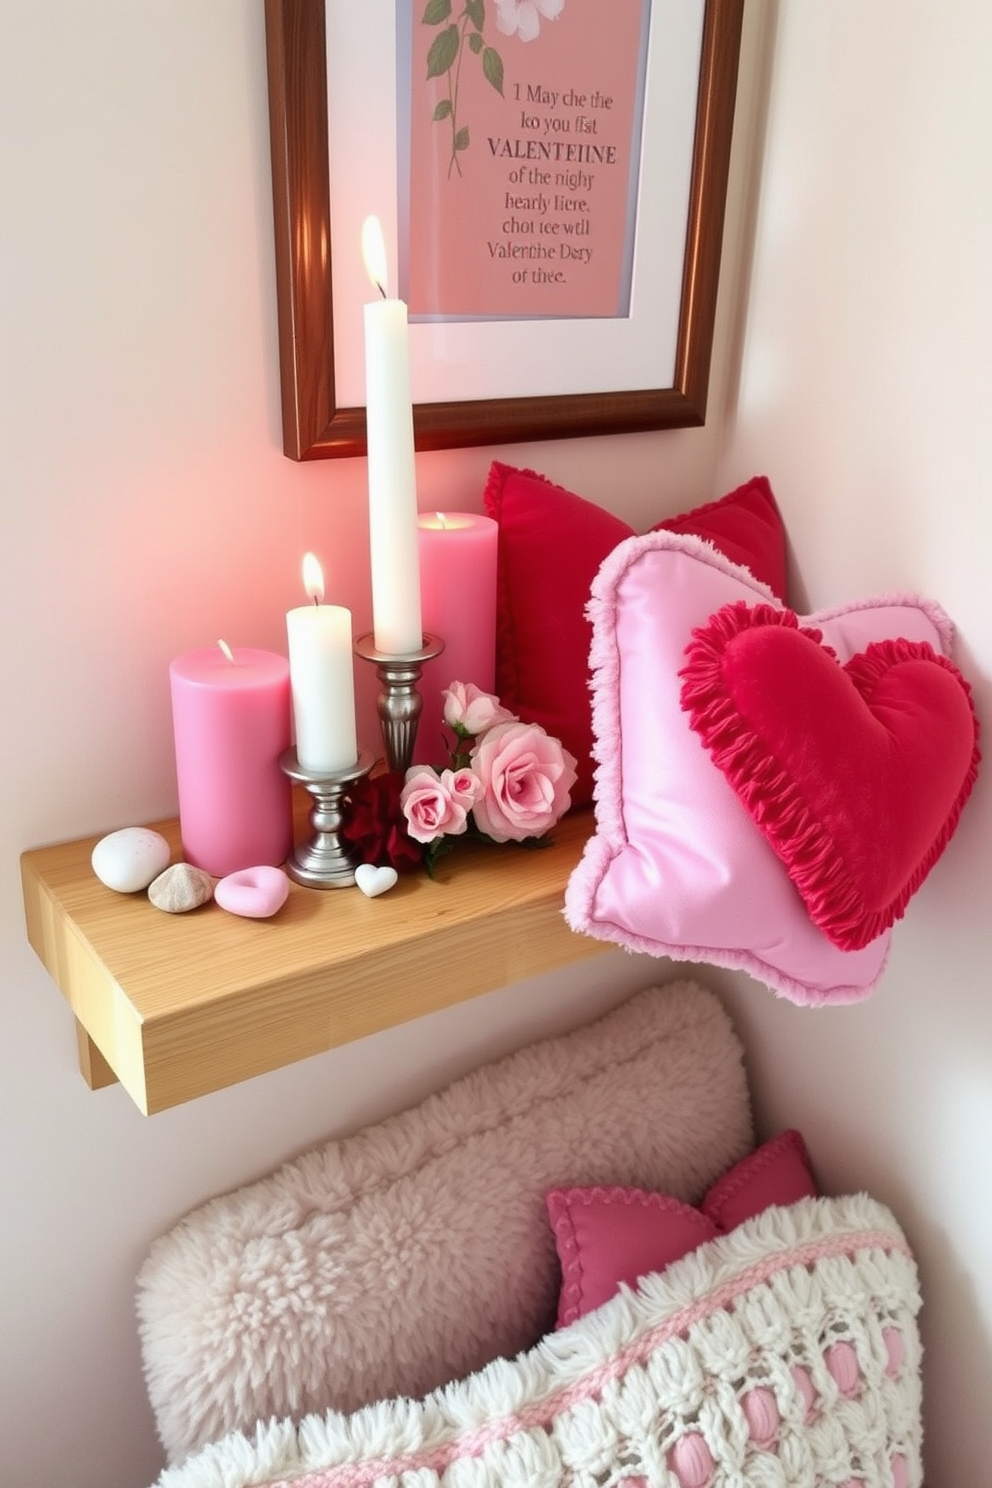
[279,745,376,889]
[354,632,444,776]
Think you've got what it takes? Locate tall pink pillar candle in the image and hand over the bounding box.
[414,512,498,766]
[169,644,293,877]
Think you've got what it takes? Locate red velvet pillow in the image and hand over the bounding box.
[547,1130,818,1327]
[680,603,981,950]
[483,463,789,806]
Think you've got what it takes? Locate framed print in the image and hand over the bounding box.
[264,0,745,460]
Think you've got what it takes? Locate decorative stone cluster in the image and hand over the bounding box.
[90,826,289,919]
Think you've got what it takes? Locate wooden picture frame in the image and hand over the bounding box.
[264,0,745,460]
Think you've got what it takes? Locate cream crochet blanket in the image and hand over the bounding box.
[151,1193,923,1488]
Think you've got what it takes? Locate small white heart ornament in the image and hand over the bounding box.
[355,863,398,898]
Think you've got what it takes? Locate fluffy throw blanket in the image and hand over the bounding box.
[138,981,752,1464]
[148,1194,923,1488]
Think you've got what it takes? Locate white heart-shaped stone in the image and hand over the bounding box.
[355,863,399,898]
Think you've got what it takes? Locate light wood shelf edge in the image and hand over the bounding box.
[21,809,608,1114]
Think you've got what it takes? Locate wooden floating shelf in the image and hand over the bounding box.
[20,805,606,1114]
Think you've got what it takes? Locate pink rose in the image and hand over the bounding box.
[400,767,478,843]
[447,767,484,812]
[470,721,578,843]
[442,682,516,737]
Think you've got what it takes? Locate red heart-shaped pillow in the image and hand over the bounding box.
[680,602,980,950]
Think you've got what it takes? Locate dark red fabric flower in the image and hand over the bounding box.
[341,770,424,873]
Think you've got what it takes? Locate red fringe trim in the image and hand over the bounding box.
[679,602,981,951]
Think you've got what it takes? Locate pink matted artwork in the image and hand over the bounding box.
[401,0,654,321]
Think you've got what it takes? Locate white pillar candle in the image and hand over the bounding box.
[362,215,423,656]
[286,552,358,775]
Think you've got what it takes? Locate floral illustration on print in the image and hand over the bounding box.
[423,0,565,178]
[494,0,565,43]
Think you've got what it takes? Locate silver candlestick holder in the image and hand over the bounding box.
[279,745,376,889]
[354,632,444,776]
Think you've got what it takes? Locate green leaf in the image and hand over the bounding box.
[454,126,470,152]
[426,24,460,79]
[465,0,485,30]
[432,98,453,120]
[482,46,504,96]
[421,0,451,24]
[468,31,483,53]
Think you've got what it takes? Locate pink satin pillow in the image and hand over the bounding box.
[548,1130,818,1327]
[564,530,958,1005]
[483,464,788,806]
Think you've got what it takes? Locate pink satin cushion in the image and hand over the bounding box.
[483,463,788,807]
[564,530,957,1005]
[549,1130,818,1327]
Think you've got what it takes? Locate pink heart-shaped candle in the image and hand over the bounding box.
[214,865,290,919]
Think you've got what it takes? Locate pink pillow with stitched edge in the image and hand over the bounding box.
[564,529,958,1005]
[548,1188,719,1327]
[483,463,788,807]
[701,1128,818,1231]
[549,1130,819,1326]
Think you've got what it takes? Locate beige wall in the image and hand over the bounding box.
[716,4,992,1482]
[0,4,737,1484]
[2,3,986,1484]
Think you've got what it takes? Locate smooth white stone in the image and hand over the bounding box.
[354,863,398,898]
[91,827,171,893]
[148,862,214,913]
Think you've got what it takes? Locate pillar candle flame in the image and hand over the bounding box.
[302,551,325,604]
[361,215,388,298]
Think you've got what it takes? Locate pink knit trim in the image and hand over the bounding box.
[812,589,955,655]
[271,1226,910,1488]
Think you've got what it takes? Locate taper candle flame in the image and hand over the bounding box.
[361,215,388,298]
[302,551,325,605]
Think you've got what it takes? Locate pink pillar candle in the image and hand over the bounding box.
[414,512,498,766]
[169,644,293,878]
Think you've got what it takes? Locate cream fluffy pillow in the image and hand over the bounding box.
[138,980,752,1464]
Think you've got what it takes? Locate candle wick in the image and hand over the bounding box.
[375,279,387,300]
